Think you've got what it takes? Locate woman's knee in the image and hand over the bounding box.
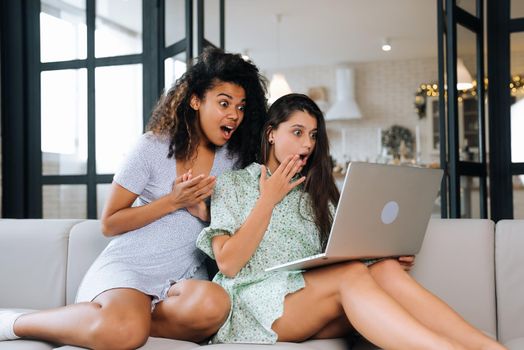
[369,258,407,285]
[338,261,371,282]
[89,306,150,350]
[168,280,230,330]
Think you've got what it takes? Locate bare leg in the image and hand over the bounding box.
[311,315,353,339]
[13,288,151,350]
[271,262,464,350]
[150,279,230,342]
[369,259,507,350]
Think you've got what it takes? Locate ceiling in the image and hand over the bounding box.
[58,0,524,71]
[198,0,524,70]
[223,0,441,69]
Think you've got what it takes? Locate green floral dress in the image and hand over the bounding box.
[196,162,324,344]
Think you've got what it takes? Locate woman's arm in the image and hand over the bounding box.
[211,155,305,278]
[101,174,215,237]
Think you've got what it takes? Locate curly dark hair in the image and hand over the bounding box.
[261,93,340,248]
[147,48,268,168]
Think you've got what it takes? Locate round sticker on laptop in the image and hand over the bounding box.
[381,201,399,224]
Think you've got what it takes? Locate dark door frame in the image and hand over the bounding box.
[437,0,488,219]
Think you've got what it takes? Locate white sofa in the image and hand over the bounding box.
[0,218,523,350]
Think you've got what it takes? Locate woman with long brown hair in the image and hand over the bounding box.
[0,48,267,349]
[197,93,506,350]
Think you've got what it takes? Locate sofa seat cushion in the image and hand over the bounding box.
[203,338,351,349]
[54,338,350,349]
[0,339,56,350]
[504,337,524,350]
[54,337,201,350]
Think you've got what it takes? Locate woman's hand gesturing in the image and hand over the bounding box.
[259,155,306,207]
[169,170,215,219]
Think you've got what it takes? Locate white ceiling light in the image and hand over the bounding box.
[457,58,473,90]
[381,38,392,52]
[269,14,292,104]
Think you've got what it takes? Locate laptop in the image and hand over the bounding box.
[265,162,443,272]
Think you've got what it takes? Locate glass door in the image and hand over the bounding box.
[437,0,488,218]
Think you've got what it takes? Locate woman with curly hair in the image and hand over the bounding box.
[0,48,268,349]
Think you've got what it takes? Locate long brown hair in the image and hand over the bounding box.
[261,93,340,247]
[147,48,268,168]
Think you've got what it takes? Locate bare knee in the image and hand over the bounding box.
[338,261,372,283]
[318,261,372,297]
[369,258,406,284]
[372,258,403,272]
[168,280,230,332]
[89,308,150,350]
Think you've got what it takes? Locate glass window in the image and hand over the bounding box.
[40,0,87,62]
[511,96,524,163]
[43,185,87,218]
[204,0,220,46]
[95,64,143,174]
[511,33,524,164]
[165,0,186,47]
[460,176,481,218]
[514,175,524,219]
[457,24,480,162]
[164,51,187,92]
[456,0,476,16]
[41,69,87,175]
[95,0,142,57]
[511,0,524,19]
[97,184,112,218]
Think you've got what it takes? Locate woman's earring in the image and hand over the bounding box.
[269,139,274,144]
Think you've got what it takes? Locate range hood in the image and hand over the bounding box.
[326,66,362,120]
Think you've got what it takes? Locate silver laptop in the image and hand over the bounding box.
[265,162,443,272]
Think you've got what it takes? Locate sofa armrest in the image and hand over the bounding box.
[0,219,82,309]
[410,218,497,338]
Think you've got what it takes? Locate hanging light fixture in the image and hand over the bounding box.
[269,14,292,104]
[381,38,392,52]
[326,66,362,120]
[457,58,473,90]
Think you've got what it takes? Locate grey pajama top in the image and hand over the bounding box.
[75,132,237,308]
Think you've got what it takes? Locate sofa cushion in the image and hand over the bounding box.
[0,219,81,309]
[203,338,351,349]
[495,220,524,345]
[410,219,497,338]
[0,339,56,350]
[54,337,201,350]
[504,337,524,350]
[53,338,351,350]
[66,220,111,304]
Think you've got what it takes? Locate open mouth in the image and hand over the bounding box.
[220,125,235,139]
[298,154,309,166]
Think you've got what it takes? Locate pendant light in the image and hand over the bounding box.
[457,58,473,90]
[269,14,292,104]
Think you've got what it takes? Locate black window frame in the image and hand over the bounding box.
[1,0,224,219]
